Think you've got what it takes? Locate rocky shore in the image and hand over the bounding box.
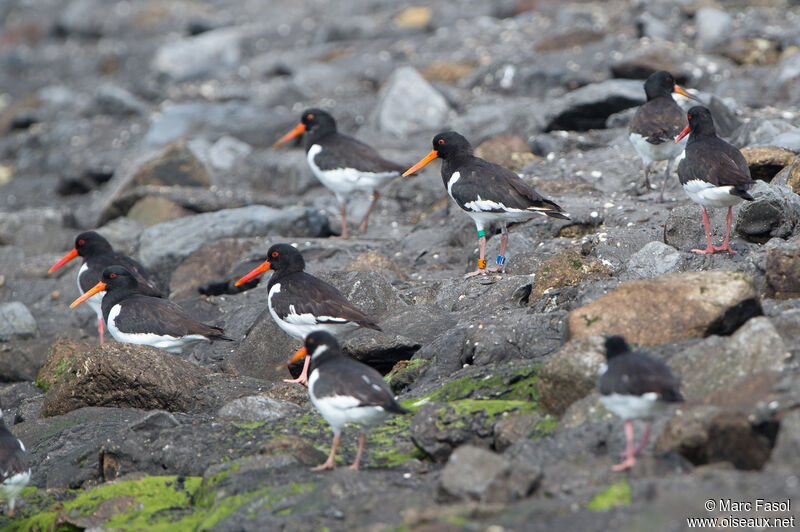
[1,0,799,530]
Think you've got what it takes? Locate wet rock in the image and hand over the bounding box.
[38,340,210,417]
[152,26,244,81]
[474,134,538,172]
[624,241,683,280]
[694,7,733,51]
[373,66,450,137]
[94,83,146,116]
[544,79,645,132]
[137,205,329,287]
[669,317,790,399]
[537,336,605,416]
[736,181,800,243]
[765,247,800,299]
[566,271,762,346]
[740,146,796,181]
[437,445,540,503]
[663,203,738,252]
[0,302,36,341]
[217,394,303,423]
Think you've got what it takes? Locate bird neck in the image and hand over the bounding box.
[101,287,139,321]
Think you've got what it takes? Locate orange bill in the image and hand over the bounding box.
[280,346,308,369]
[402,149,438,177]
[272,123,307,148]
[675,124,691,143]
[673,84,702,103]
[48,248,79,273]
[69,281,107,308]
[234,260,271,286]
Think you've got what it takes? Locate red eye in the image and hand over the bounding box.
[78,239,85,246]
[109,273,116,278]
[438,139,445,145]
[272,251,279,258]
[688,114,692,119]
[307,114,314,120]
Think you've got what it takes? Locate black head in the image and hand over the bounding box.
[266,243,305,273]
[431,131,473,161]
[604,336,631,359]
[101,265,139,292]
[75,231,113,258]
[300,108,337,135]
[643,71,677,100]
[685,106,717,138]
[305,330,341,360]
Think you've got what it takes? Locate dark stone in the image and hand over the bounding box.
[766,247,800,299]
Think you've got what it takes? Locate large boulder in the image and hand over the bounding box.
[765,247,800,299]
[544,79,645,131]
[373,66,449,137]
[537,336,606,416]
[0,302,37,341]
[566,271,761,345]
[736,181,800,243]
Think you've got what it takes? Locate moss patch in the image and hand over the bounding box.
[530,250,610,303]
[587,479,632,511]
[410,366,539,406]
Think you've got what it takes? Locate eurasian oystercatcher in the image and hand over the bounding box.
[70,266,232,354]
[48,231,163,344]
[0,409,30,517]
[403,131,569,277]
[675,106,755,254]
[284,331,409,471]
[598,336,683,471]
[234,243,381,385]
[273,108,406,239]
[629,70,701,202]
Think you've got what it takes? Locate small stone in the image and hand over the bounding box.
[474,134,539,172]
[420,61,476,83]
[624,241,682,280]
[694,7,733,51]
[95,83,146,116]
[374,66,449,137]
[0,302,37,341]
[129,141,211,189]
[51,290,60,300]
[217,395,303,423]
[535,29,605,52]
[126,196,193,227]
[765,248,800,299]
[0,164,13,186]
[393,6,432,29]
[152,27,243,81]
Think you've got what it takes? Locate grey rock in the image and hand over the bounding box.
[730,118,797,148]
[544,79,645,131]
[636,12,672,41]
[706,95,743,139]
[766,409,800,472]
[437,445,540,503]
[410,402,493,463]
[694,7,733,51]
[0,207,76,255]
[0,302,36,341]
[137,205,329,286]
[766,129,800,153]
[152,27,244,81]
[206,136,254,171]
[624,241,683,280]
[55,0,107,37]
[95,83,146,116]
[736,181,800,243]
[777,48,800,84]
[217,395,303,423]
[374,66,450,137]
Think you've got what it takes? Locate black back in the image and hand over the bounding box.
[598,336,683,402]
[75,231,163,298]
[99,266,231,340]
[677,106,755,198]
[630,71,686,144]
[306,332,407,414]
[266,245,381,329]
[0,415,27,483]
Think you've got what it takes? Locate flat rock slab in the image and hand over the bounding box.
[38,339,210,416]
[566,271,761,346]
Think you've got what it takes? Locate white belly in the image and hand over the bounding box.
[307,144,398,202]
[0,470,30,510]
[267,284,359,341]
[78,263,104,320]
[464,209,532,232]
[309,370,390,433]
[682,180,744,208]
[600,392,666,420]
[106,305,208,354]
[629,132,686,166]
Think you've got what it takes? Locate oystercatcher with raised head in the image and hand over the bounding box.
[675,106,755,254]
[285,331,409,471]
[0,409,30,517]
[235,243,381,386]
[403,131,569,277]
[598,336,683,471]
[273,109,407,239]
[49,231,163,344]
[629,70,701,202]
[70,266,232,354]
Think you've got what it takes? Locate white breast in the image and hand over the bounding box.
[629,132,686,166]
[308,370,390,433]
[600,392,665,420]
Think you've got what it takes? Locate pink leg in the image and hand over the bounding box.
[312,432,341,471]
[464,235,488,278]
[349,433,367,471]
[691,207,717,254]
[613,419,637,471]
[332,201,349,240]
[358,191,379,234]
[486,233,508,272]
[655,158,674,203]
[283,356,310,387]
[640,163,652,190]
[631,422,652,456]
[98,318,105,344]
[712,206,737,254]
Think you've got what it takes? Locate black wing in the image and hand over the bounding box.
[314,134,406,174]
[679,137,754,194]
[0,429,27,482]
[599,353,683,402]
[313,357,408,413]
[629,97,686,144]
[111,295,230,339]
[271,273,381,330]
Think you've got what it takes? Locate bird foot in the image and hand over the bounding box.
[330,234,350,240]
[690,247,718,255]
[283,376,309,387]
[311,460,336,472]
[463,269,487,278]
[712,244,737,254]
[612,456,636,472]
[348,462,361,471]
[357,221,369,234]
[485,264,504,273]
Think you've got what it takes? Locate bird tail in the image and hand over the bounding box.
[359,320,382,332]
[661,388,684,403]
[209,326,234,342]
[387,401,411,415]
[731,186,754,201]
[528,198,570,220]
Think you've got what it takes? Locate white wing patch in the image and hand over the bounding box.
[446,171,461,198]
[268,283,359,341]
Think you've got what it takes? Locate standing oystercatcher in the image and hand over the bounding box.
[285,331,409,471]
[598,336,683,471]
[0,409,30,517]
[70,266,232,354]
[273,108,406,239]
[676,106,755,254]
[403,131,569,277]
[629,70,701,202]
[235,243,381,385]
[49,231,163,343]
